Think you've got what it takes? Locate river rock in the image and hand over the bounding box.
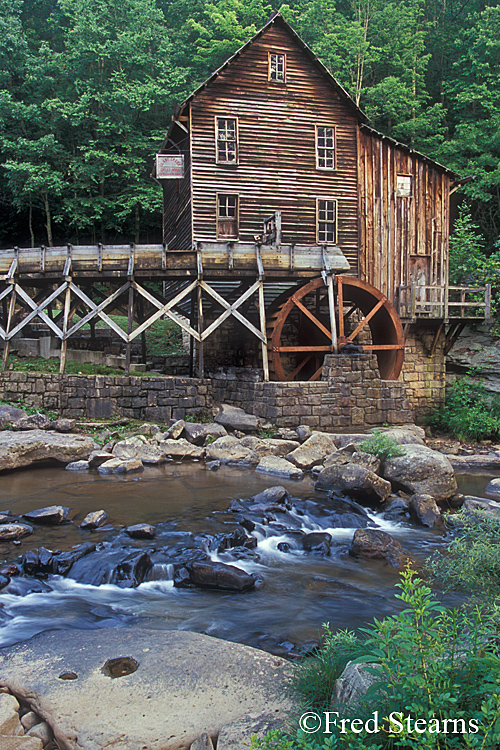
[174,561,256,592]
[0,405,26,426]
[88,451,114,468]
[249,487,290,506]
[0,524,33,542]
[217,713,284,750]
[80,511,109,530]
[315,464,391,502]
[20,712,40,732]
[112,436,148,459]
[108,551,152,587]
[349,528,409,567]
[215,404,259,433]
[0,430,98,472]
[0,738,43,750]
[326,496,371,527]
[323,445,357,469]
[260,438,300,456]
[449,454,500,472]
[125,524,156,539]
[53,543,96,576]
[182,422,227,446]
[23,506,71,525]
[160,438,205,460]
[205,436,258,466]
[255,456,303,480]
[408,494,443,527]
[302,532,331,555]
[0,692,20,734]
[296,425,312,442]
[333,661,383,705]
[461,496,500,517]
[0,627,292,750]
[65,460,89,471]
[351,451,381,473]
[26,721,52,745]
[52,418,77,433]
[377,426,426,445]
[485,478,500,500]
[98,458,144,474]
[286,432,337,471]
[190,733,214,750]
[164,419,185,439]
[382,444,457,501]
[132,446,167,465]
[11,413,51,431]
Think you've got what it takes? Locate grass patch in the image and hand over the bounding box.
[359,429,405,460]
[106,315,184,356]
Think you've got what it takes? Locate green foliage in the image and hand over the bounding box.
[7,355,150,377]
[427,511,500,604]
[293,627,364,710]
[258,568,500,749]
[359,430,405,461]
[429,375,500,441]
[258,425,278,439]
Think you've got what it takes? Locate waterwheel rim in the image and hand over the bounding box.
[267,276,405,382]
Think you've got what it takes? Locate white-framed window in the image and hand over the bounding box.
[269,53,286,82]
[317,198,337,244]
[396,174,412,197]
[217,193,239,239]
[215,117,238,164]
[316,126,335,170]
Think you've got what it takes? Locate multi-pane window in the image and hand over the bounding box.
[317,199,337,243]
[316,126,335,170]
[216,118,238,163]
[269,53,286,82]
[217,194,239,238]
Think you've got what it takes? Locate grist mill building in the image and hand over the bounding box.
[0,14,489,427]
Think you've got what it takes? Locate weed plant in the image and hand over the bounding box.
[255,568,500,750]
[428,376,500,441]
[359,430,405,461]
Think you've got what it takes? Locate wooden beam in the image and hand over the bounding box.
[1,286,16,370]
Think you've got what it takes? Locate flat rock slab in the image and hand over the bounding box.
[0,628,293,750]
[0,431,98,472]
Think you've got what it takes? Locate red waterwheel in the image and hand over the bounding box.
[267,276,405,382]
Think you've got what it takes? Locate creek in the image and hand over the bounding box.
[0,463,495,653]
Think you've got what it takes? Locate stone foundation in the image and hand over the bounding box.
[399,324,446,420]
[0,354,412,429]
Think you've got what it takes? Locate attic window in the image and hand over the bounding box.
[316,126,335,170]
[216,117,238,164]
[269,53,286,82]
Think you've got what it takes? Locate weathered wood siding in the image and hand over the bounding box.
[189,22,360,274]
[358,126,451,304]
[161,123,192,249]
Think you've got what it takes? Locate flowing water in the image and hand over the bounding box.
[0,463,496,652]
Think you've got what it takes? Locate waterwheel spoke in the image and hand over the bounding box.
[361,344,404,350]
[285,354,313,381]
[346,298,385,342]
[292,296,332,341]
[277,345,332,352]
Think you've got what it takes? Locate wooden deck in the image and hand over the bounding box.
[0,242,350,280]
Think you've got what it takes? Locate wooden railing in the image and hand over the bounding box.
[398,283,492,320]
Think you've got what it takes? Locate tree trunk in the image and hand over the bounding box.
[28,197,35,248]
[135,204,140,244]
[43,192,53,246]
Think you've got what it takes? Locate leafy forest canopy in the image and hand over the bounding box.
[1,0,499,262]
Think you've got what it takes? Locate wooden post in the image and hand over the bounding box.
[258,277,269,381]
[2,286,16,371]
[125,284,134,376]
[189,291,195,377]
[326,273,338,354]
[137,296,147,363]
[59,282,72,374]
[485,284,492,320]
[197,281,204,378]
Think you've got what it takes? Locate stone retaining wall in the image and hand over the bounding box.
[400,325,446,419]
[0,354,413,428]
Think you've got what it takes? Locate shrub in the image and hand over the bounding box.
[359,430,405,461]
[428,376,500,441]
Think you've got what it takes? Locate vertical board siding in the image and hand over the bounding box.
[358,127,451,306]
[161,128,192,249]
[189,24,360,274]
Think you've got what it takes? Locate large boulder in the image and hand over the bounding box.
[408,494,443,528]
[205,436,258,466]
[382,445,457,501]
[349,528,409,567]
[112,436,149,459]
[22,506,71,525]
[286,432,337,471]
[0,524,33,542]
[333,661,383,705]
[0,405,26,426]
[174,561,256,592]
[485,478,500,501]
[11,413,51,431]
[255,456,303,480]
[315,464,391,503]
[182,422,227,445]
[0,430,98,472]
[0,628,293,750]
[215,404,259,433]
[159,438,205,461]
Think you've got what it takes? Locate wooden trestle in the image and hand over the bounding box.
[0,242,350,378]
